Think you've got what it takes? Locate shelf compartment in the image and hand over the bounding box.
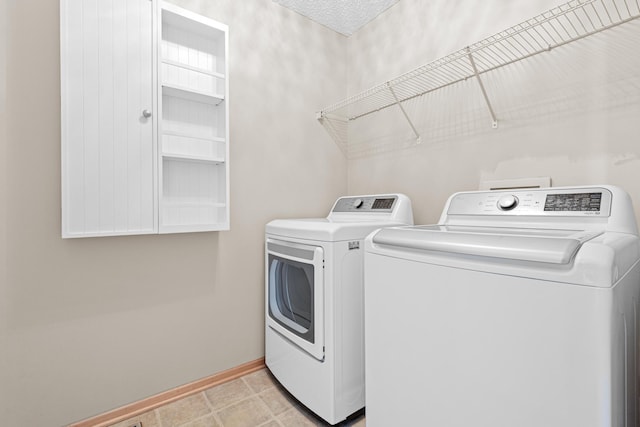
[161,3,225,105]
[161,5,226,75]
[161,61,224,97]
[160,157,227,229]
[162,93,225,139]
[317,0,640,155]
[160,204,228,232]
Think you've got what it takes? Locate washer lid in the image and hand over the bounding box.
[372,225,602,264]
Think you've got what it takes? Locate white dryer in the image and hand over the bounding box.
[364,185,640,427]
[265,194,413,425]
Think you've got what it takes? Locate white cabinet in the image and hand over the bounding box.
[61,0,229,238]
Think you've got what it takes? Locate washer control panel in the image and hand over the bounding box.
[332,195,397,213]
[448,187,612,217]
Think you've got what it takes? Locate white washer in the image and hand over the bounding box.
[265,194,413,425]
[365,185,640,427]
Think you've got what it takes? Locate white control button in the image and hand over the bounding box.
[497,195,518,210]
[353,199,364,209]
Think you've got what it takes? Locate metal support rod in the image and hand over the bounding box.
[387,82,422,143]
[466,47,498,128]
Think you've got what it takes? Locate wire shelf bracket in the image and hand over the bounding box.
[466,47,499,129]
[387,82,422,143]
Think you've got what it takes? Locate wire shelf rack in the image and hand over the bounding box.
[317,0,640,156]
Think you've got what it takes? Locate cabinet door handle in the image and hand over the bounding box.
[142,109,152,118]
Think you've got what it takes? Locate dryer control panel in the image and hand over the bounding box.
[332,195,398,213]
[447,187,612,217]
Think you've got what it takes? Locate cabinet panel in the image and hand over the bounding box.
[61,0,155,237]
[160,158,227,232]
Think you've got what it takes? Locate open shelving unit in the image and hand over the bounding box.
[159,2,229,232]
[317,0,640,158]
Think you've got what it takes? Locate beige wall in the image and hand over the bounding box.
[4,0,640,425]
[346,0,640,224]
[1,0,8,422]
[2,0,346,425]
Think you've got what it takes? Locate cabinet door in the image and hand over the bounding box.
[61,0,156,237]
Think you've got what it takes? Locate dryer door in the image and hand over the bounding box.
[266,238,324,361]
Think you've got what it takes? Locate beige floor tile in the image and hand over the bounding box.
[156,393,212,427]
[258,421,282,427]
[243,368,278,394]
[204,378,254,411]
[277,406,324,427]
[258,386,299,416]
[180,414,222,427]
[216,396,273,427]
[108,410,160,427]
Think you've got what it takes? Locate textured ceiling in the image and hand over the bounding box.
[273,0,400,36]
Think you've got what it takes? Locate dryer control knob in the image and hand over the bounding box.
[497,195,518,211]
[353,198,364,209]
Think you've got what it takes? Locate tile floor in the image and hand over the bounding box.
[108,368,366,427]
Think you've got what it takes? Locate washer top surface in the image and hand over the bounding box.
[266,194,413,242]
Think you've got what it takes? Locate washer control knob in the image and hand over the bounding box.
[497,195,518,211]
[353,198,364,209]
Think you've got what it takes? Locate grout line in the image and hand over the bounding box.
[199,390,226,427]
[201,390,216,411]
[202,390,226,427]
[236,373,282,427]
[213,393,278,427]
[255,389,280,423]
[154,408,163,427]
[211,410,225,427]
[202,380,262,412]
[242,373,288,424]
